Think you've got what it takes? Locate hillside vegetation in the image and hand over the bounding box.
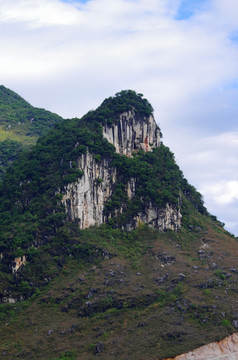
[0,85,63,179]
[0,89,237,360]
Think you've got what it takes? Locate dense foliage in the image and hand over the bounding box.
[81,90,155,126]
[104,145,183,226]
[0,139,24,178]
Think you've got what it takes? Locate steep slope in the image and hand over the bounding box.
[0,90,237,360]
[0,85,63,179]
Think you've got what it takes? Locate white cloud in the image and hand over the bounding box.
[201,181,238,205]
[0,0,81,27]
[169,130,238,235]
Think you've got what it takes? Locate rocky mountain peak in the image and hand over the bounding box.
[62,105,180,230]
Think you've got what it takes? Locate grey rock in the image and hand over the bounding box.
[108,269,115,277]
[155,273,169,284]
[210,263,217,269]
[94,341,104,354]
[232,320,238,328]
[157,252,175,264]
[104,279,114,286]
[85,288,98,299]
[178,273,186,280]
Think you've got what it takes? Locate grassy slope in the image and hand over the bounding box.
[1,210,238,360]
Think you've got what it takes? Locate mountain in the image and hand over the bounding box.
[0,89,238,360]
[0,85,63,179]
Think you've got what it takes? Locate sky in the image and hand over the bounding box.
[0,0,238,235]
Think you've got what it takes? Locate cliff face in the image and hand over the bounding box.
[62,152,117,229]
[62,111,182,230]
[163,332,238,360]
[103,110,160,156]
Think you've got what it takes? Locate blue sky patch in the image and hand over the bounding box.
[175,0,208,20]
[230,32,238,43]
[224,81,238,90]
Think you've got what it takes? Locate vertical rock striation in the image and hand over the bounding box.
[103,110,160,156]
[136,203,182,232]
[62,152,117,229]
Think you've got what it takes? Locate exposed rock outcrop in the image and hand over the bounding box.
[62,152,117,229]
[136,203,182,232]
[103,110,160,156]
[12,255,26,274]
[62,111,181,231]
[163,332,238,360]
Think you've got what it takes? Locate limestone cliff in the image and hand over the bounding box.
[62,110,182,230]
[103,110,160,156]
[62,152,117,229]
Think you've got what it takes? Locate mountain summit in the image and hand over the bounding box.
[0,89,237,360]
[61,94,181,231]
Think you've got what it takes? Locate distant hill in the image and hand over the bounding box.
[0,85,63,179]
[0,89,237,360]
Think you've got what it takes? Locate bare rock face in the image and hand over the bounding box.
[103,110,160,156]
[62,111,181,230]
[136,203,182,232]
[163,332,238,360]
[62,152,117,229]
[12,255,26,274]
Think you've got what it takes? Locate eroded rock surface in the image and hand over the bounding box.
[12,255,26,274]
[103,110,160,156]
[62,152,117,229]
[163,332,238,360]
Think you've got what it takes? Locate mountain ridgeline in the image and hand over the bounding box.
[0,85,63,179]
[1,89,237,360]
